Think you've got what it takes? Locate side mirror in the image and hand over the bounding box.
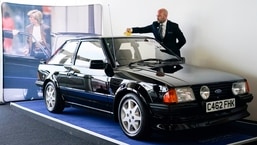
[89,60,106,69]
[89,60,114,77]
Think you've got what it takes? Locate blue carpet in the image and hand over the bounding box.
[13,100,257,145]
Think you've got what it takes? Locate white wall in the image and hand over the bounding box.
[100,0,257,120]
[1,0,257,120]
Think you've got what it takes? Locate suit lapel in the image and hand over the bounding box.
[154,22,163,40]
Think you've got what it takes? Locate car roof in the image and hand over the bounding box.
[51,32,100,37]
[66,35,154,40]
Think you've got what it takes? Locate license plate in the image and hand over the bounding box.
[206,98,235,113]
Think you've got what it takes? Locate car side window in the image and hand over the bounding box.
[48,41,78,65]
[75,40,106,67]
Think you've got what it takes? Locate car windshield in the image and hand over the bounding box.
[105,37,181,66]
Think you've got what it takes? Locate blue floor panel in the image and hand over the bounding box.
[13,100,257,145]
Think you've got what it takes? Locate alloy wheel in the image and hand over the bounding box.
[120,96,142,134]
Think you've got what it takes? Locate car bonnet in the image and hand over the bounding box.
[116,64,244,87]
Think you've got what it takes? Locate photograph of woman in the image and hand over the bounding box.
[24,9,51,58]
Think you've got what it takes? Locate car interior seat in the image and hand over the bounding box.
[116,49,133,65]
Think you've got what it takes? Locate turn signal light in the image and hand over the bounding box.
[163,89,178,104]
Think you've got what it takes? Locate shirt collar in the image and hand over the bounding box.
[162,20,167,26]
[160,20,168,26]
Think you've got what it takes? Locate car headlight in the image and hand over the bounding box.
[163,87,195,104]
[232,81,249,95]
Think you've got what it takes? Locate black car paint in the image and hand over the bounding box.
[35,36,253,135]
[115,64,245,87]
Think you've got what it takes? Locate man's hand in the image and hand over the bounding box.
[126,28,132,33]
[124,28,132,36]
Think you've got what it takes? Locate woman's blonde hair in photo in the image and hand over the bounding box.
[27,9,43,24]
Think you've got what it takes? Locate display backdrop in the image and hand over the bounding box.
[1,2,102,103]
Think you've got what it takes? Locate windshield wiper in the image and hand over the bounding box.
[128,58,184,68]
[128,58,163,67]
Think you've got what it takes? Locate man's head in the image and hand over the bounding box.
[157,8,168,23]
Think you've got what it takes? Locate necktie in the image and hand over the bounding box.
[159,23,164,39]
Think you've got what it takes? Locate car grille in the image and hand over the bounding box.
[191,82,234,100]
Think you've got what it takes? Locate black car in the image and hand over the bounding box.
[35,36,253,139]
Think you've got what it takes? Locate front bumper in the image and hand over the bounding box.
[149,93,253,131]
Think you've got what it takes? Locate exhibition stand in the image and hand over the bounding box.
[10,100,257,145]
[2,2,257,144]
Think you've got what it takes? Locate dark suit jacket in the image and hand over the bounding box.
[132,20,186,57]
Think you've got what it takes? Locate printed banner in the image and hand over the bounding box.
[1,2,102,102]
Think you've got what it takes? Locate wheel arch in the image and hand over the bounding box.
[42,75,59,98]
[113,82,152,122]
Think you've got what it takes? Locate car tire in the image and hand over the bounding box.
[118,92,151,139]
[44,81,64,113]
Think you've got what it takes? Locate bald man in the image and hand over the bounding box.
[127,8,186,57]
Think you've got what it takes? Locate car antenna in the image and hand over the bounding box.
[108,4,116,63]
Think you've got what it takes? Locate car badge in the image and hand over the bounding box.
[200,85,210,100]
[214,89,222,94]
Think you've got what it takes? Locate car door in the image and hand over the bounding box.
[63,39,111,111]
[53,40,80,92]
